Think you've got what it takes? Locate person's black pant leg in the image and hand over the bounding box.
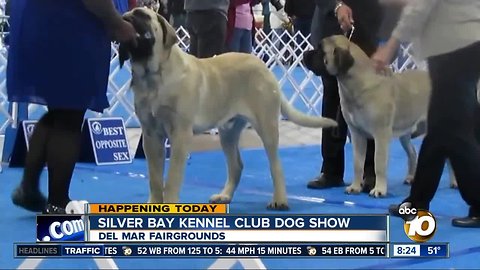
[406,42,480,213]
[320,74,348,179]
[439,43,480,215]
[186,10,226,58]
[316,15,346,181]
[46,109,86,208]
[186,12,198,56]
[474,98,480,142]
[294,17,313,55]
[197,11,226,58]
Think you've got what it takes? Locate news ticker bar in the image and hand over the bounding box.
[16,243,388,258]
[15,243,450,258]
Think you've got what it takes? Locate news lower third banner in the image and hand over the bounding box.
[29,204,452,259]
[15,243,450,258]
[86,215,388,242]
[36,204,388,243]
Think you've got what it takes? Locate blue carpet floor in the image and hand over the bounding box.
[1,138,478,269]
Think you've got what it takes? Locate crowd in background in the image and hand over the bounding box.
[107,0,330,56]
[107,0,405,61]
[0,0,407,59]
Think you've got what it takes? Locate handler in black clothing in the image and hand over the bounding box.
[285,0,315,40]
[307,0,383,191]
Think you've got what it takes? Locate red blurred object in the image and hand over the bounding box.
[128,0,137,10]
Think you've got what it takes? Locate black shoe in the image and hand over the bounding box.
[307,174,345,189]
[362,175,376,193]
[388,204,401,217]
[11,186,47,213]
[452,216,480,228]
[43,204,67,214]
[389,202,429,220]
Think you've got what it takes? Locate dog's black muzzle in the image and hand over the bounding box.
[302,49,329,77]
[120,12,156,63]
[302,50,314,69]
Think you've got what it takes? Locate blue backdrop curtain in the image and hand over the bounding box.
[113,0,129,14]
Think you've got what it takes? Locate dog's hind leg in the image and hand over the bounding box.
[210,118,248,204]
[251,116,289,211]
[346,129,367,195]
[143,133,166,203]
[399,134,417,185]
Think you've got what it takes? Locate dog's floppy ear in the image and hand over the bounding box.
[333,47,354,75]
[157,14,178,49]
[118,42,131,68]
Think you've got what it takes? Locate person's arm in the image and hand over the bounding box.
[82,0,124,28]
[372,0,438,72]
[391,0,438,43]
[82,0,138,43]
[270,0,288,23]
[284,0,293,17]
[269,0,283,11]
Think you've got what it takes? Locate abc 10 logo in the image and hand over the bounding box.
[399,202,437,243]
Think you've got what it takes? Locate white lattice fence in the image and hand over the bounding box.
[0,25,422,135]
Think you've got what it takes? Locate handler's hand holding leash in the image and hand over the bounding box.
[335,1,355,49]
[82,0,138,46]
[109,19,138,46]
[335,1,354,32]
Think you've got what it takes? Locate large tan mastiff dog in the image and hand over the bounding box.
[303,35,458,197]
[118,8,337,210]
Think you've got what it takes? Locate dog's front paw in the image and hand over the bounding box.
[404,175,414,185]
[267,200,289,211]
[345,184,362,194]
[209,194,232,204]
[369,187,387,198]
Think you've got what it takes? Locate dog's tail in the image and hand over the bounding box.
[280,93,337,128]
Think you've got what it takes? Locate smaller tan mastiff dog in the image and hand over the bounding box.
[119,8,337,210]
[303,35,458,197]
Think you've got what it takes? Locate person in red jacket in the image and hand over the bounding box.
[128,0,136,10]
[226,0,261,53]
